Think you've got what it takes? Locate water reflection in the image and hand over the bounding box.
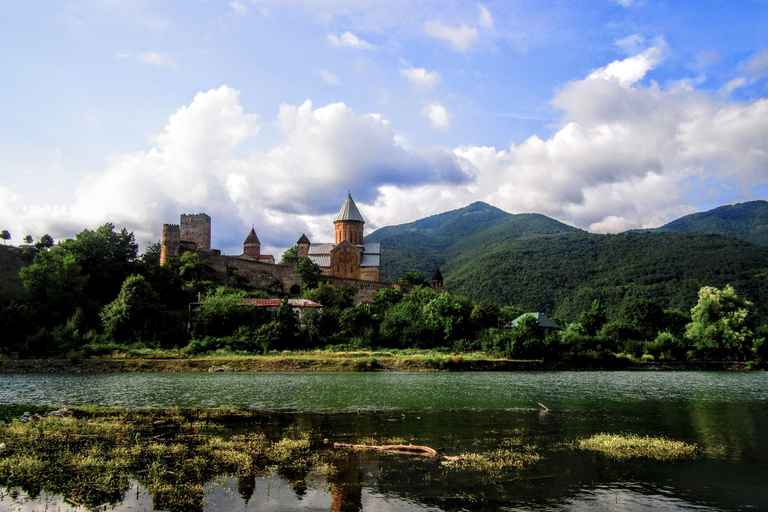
[1,372,767,511]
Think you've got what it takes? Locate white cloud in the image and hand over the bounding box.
[0,87,468,252]
[6,42,768,256]
[745,47,768,78]
[318,69,340,85]
[478,5,493,30]
[399,67,441,90]
[423,103,452,131]
[229,1,248,16]
[720,77,747,96]
[137,52,178,70]
[423,19,478,52]
[327,31,375,50]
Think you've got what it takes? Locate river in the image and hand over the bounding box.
[1,371,766,511]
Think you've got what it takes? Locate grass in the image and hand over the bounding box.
[575,433,699,460]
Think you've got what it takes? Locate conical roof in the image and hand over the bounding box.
[244,227,260,245]
[297,234,310,244]
[334,193,365,223]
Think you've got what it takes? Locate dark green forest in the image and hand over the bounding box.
[2,200,768,365]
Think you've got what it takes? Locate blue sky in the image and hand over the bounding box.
[1,0,768,257]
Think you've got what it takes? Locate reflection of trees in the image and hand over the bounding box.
[329,452,363,512]
[689,400,757,458]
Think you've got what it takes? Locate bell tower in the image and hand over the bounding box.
[334,193,365,245]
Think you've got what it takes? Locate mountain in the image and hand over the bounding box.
[365,201,581,282]
[447,231,768,321]
[643,200,768,245]
[367,201,768,322]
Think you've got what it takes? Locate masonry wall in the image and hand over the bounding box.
[180,213,211,251]
[160,224,180,266]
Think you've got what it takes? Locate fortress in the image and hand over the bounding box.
[159,194,390,302]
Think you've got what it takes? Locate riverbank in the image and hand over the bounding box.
[0,355,748,373]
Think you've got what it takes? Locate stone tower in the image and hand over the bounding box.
[334,193,365,245]
[180,213,211,251]
[160,224,180,266]
[296,234,310,258]
[243,227,261,258]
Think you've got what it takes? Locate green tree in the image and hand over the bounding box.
[0,230,10,245]
[23,235,33,244]
[35,234,55,249]
[280,246,298,265]
[179,251,213,281]
[399,272,429,287]
[195,287,266,338]
[685,285,756,360]
[296,258,321,292]
[578,299,608,336]
[618,299,665,341]
[100,275,163,343]
[58,223,138,304]
[19,249,86,327]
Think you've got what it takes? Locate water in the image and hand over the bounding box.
[1,371,767,511]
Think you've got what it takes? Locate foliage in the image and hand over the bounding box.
[18,249,87,328]
[0,229,9,244]
[23,235,33,244]
[178,251,213,282]
[35,233,55,249]
[195,288,267,338]
[685,285,756,360]
[279,245,297,264]
[296,257,321,291]
[399,271,429,287]
[100,275,163,343]
[578,299,607,336]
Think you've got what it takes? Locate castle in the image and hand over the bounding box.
[159,194,386,302]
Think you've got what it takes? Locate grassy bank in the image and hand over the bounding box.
[0,348,750,373]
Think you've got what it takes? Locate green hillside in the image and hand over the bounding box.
[650,200,768,245]
[365,201,580,281]
[368,200,768,323]
[447,231,768,321]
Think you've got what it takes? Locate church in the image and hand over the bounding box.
[297,193,381,282]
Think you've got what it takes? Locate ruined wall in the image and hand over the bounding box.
[180,213,211,250]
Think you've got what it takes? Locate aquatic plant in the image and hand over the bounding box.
[575,433,698,460]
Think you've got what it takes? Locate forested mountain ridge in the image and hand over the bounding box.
[367,200,768,323]
[365,201,581,281]
[447,231,768,321]
[638,200,768,245]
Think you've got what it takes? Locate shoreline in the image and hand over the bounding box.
[0,357,748,373]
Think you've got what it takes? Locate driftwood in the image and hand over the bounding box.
[333,442,461,462]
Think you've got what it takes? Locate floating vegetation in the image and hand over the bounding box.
[575,433,698,460]
[0,407,318,511]
[452,437,540,479]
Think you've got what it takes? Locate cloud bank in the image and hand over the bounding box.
[3,42,768,257]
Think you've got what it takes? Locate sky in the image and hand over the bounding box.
[1,0,768,258]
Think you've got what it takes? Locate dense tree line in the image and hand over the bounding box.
[1,223,766,365]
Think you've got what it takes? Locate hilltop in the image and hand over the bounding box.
[365,201,580,281]
[648,200,768,245]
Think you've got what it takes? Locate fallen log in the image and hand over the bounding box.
[333,442,461,462]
